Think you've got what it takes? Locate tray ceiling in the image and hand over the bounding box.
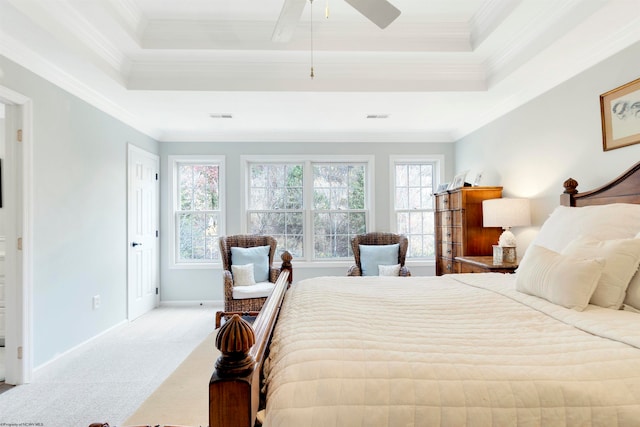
[1,0,639,142]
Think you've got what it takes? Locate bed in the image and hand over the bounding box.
[210,161,640,427]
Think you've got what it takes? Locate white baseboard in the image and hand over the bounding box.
[159,300,223,308]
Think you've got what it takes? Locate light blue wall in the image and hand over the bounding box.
[0,56,159,367]
[159,141,454,302]
[455,41,640,256]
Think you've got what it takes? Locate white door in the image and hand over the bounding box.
[4,102,26,385]
[127,145,159,321]
[1,87,33,385]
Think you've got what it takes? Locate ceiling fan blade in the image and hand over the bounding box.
[272,0,307,42]
[344,0,401,29]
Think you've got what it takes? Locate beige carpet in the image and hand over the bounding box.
[125,331,219,427]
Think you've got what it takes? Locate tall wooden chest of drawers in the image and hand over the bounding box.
[435,186,503,275]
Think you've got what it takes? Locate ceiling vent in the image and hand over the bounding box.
[366,114,389,119]
[210,113,233,119]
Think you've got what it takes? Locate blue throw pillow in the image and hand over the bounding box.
[359,244,400,276]
[231,245,270,282]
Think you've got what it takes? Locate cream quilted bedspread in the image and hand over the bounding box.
[262,274,640,426]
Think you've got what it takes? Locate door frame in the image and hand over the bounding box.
[0,85,33,384]
[126,144,160,320]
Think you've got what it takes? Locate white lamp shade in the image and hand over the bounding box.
[482,198,531,228]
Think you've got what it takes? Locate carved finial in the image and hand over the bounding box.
[280,250,293,283]
[215,314,255,376]
[281,250,292,264]
[563,178,578,194]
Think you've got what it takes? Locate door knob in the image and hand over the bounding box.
[131,242,143,247]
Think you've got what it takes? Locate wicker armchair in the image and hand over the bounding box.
[347,232,411,276]
[216,234,280,327]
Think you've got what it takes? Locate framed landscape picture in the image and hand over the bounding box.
[600,77,640,151]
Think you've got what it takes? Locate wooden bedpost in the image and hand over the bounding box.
[209,251,292,427]
[280,250,293,284]
[209,315,257,427]
[561,177,578,206]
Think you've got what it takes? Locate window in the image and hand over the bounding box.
[246,163,305,257]
[244,156,372,261]
[392,158,441,259]
[170,156,225,266]
[312,163,367,258]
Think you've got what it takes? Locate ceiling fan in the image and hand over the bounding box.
[272,0,401,42]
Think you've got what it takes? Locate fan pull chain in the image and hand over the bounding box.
[310,0,314,79]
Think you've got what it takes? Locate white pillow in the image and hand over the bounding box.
[516,245,605,311]
[622,231,640,310]
[625,275,640,311]
[231,263,256,286]
[562,236,640,309]
[378,264,401,276]
[531,204,640,253]
[623,304,640,313]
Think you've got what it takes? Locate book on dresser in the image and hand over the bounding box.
[434,186,503,275]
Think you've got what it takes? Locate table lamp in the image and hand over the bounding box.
[482,198,531,263]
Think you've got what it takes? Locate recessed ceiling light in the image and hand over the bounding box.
[366,114,389,119]
[209,113,233,119]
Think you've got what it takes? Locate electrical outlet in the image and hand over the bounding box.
[93,295,101,310]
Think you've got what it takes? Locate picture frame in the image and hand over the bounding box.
[600,77,640,151]
[473,171,483,186]
[449,171,468,190]
[436,183,450,193]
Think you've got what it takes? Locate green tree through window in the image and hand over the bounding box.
[176,162,222,262]
[313,163,366,258]
[248,163,304,257]
[247,159,370,260]
[394,161,436,258]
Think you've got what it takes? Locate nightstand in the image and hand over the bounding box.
[455,255,519,274]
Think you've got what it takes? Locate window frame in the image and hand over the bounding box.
[241,155,375,262]
[168,155,226,269]
[389,155,444,261]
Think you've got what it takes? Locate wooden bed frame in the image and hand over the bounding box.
[561,161,640,206]
[209,160,640,427]
[209,251,292,427]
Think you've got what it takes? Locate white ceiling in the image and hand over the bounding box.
[1,0,640,143]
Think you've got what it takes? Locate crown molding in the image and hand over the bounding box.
[0,36,159,140]
[484,0,606,84]
[453,17,640,141]
[104,0,147,44]
[470,0,522,49]
[155,129,457,144]
[6,0,129,77]
[141,19,472,52]
[127,58,486,92]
